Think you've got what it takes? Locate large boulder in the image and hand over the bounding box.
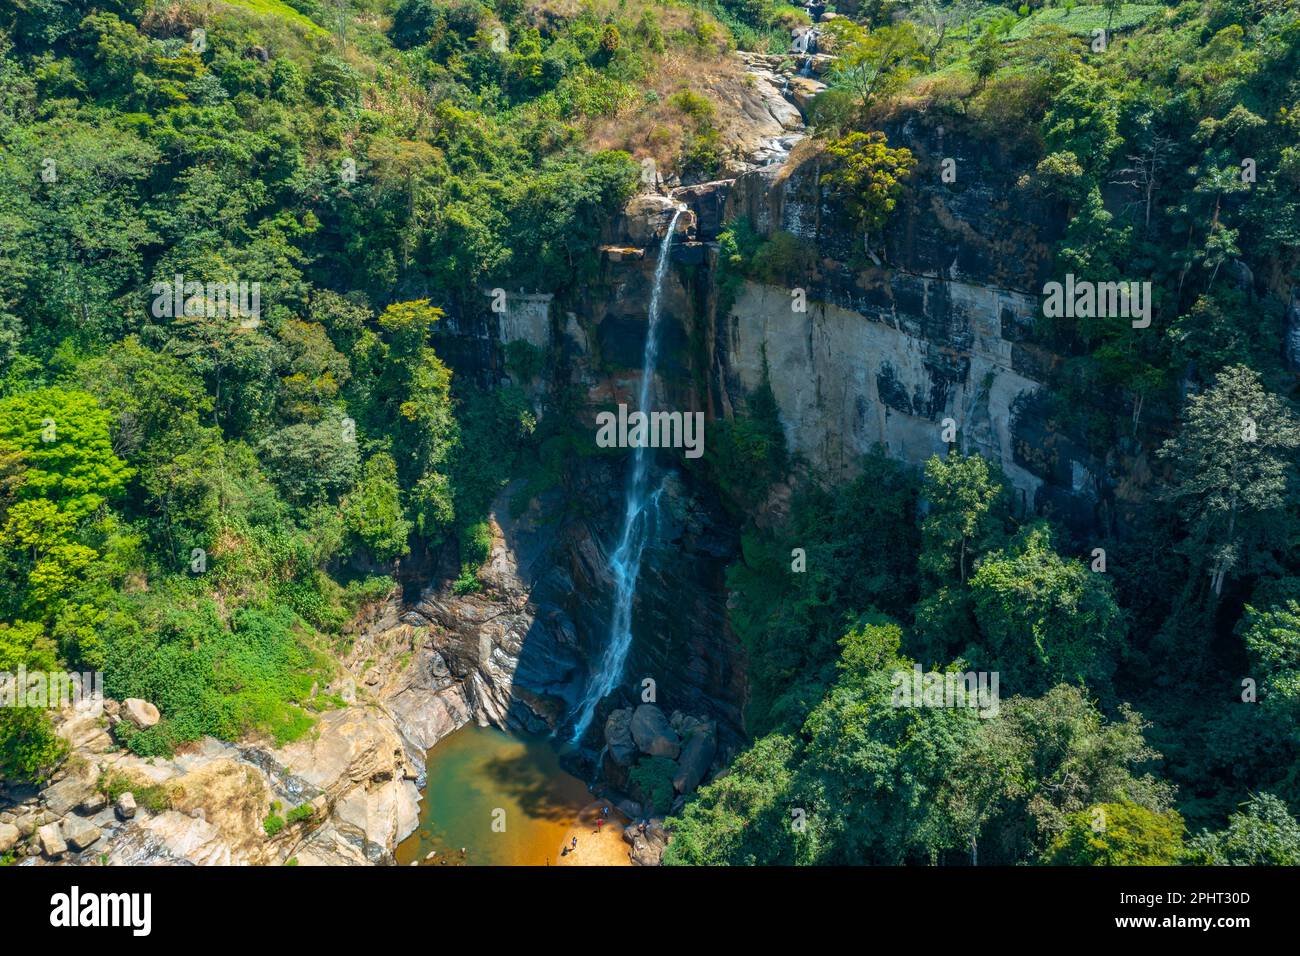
[37,822,67,858]
[618,195,697,247]
[62,815,103,852]
[0,822,18,854]
[629,704,680,759]
[604,708,638,767]
[670,181,732,241]
[1287,286,1300,373]
[103,811,232,866]
[123,698,160,729]
[42,764,97,817]
[672,722,717,795]
[77,791,108,814]
[115,792,137,820]
[165,758,274,864]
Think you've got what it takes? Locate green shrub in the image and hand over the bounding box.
[748,232,818,284]
[96,771,174,813]
[504,340,545,382]
[630,756,678,814]
[452,567,483,594]
[102,597,326,757]
[1044,803,1186,865]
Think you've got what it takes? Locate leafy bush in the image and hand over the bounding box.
[102,598,326,757]
[630,756,678,814]
[1044,803,1186,865]
[705,371,787,510]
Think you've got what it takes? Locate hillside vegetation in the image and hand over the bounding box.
[669,0,1300,865]
[3,0,1300,870]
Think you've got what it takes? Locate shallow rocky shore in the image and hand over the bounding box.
[1,698,423,866]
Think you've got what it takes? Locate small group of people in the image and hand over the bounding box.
[561,804,614,857]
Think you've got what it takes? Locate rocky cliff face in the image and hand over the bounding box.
[717,115,1066,508]
[414,110,1120,800]
[707,113,1158,533]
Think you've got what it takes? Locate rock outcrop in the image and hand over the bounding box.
[7,699,425,867]
[122,698,160,729]
[713,113,1141,531]
[604,708,638,767]
[630,704,680,759]
[0,822,19,854]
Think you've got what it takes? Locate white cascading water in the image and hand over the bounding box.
[568,207,683,744]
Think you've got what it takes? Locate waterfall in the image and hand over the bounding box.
[567,207,683,744]
[792,27,819,56]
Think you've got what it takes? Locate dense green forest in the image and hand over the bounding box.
[2,0,1300,867]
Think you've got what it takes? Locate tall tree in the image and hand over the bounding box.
[1158,365,1300,596]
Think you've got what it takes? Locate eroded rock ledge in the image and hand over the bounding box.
[3,703,421,866]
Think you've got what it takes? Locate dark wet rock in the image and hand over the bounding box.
[630,705,680,759]
[604,708,638,767]
[37,822,66,858]
[673,722,717,795]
